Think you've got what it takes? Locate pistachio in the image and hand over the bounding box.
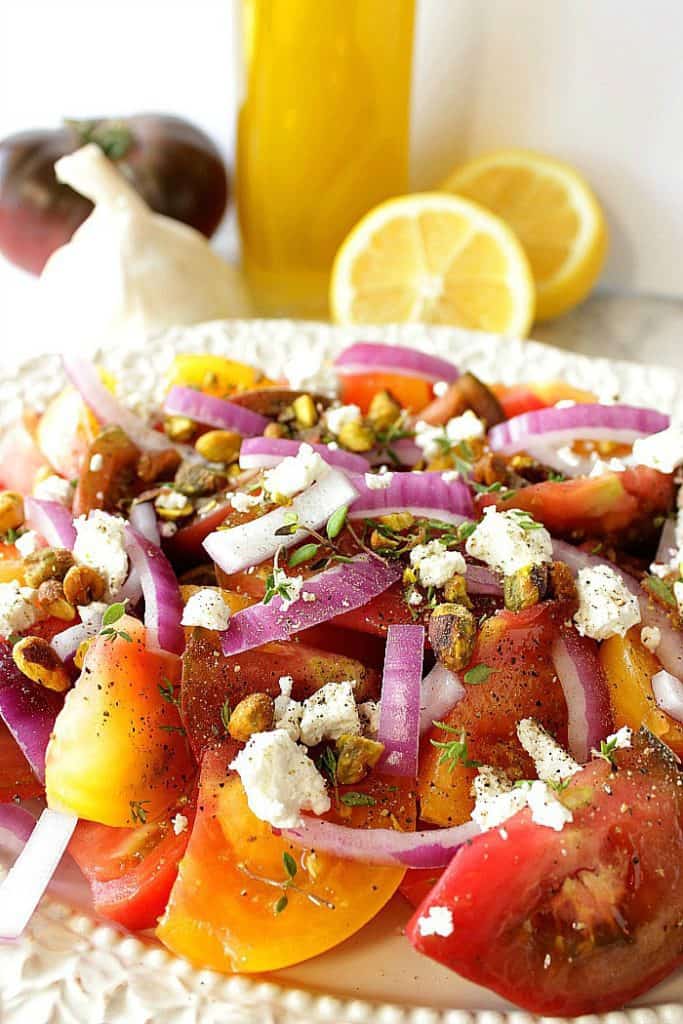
[164,415,196,443]
[63,565,106,606]
[428,602,477,672]
[548,560,579,613]
[264,422,288,439]
[370,529,398,551]
[0,492,24,535]
[503,563,549,612]
[367,389,401,432]
[337,420,375,453]
[12,636,70,692]
[336,733,385,785]
[443,573,472,608]
[74,636,95,670]
[24,547,75,588]
[292,394,318,429]
[195,429,242,464]
[37,579,76,621]
[378,512,414,532]
[228,692,275,742]
[137,448,182,484]
[174,461,228,497]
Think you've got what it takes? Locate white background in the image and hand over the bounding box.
[0,0,681,348]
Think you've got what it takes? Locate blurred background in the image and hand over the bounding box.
[1,0,682,358]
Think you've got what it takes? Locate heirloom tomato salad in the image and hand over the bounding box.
[1,341,683,1015]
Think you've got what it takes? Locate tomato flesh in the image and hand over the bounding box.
[408,730,683,1016]
[0,720,43,803]
[340,371,433,414]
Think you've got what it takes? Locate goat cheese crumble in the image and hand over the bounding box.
[465,506,553,576]
[516,719,581,784]
[640,625,661,652]
[263,443,328,499]
[73,510,129,600]
[273,675,303,742]
[229,729,331,829]
[14,530,40,558]
[417,905,454,937]
[603,726,632,750]
[414,411,485,460]
[410,539,466,588]
[364,471,393,490]
[89,453,104,472]
[172,813,189,835]
[0,582,39,639]
[573,565,641,641]
[299,680,360,747]
[230,491,263,513]
[472,764,573,833]
[325,404,362,436]
[632,426,683,474]
[33,474,74,506]
[181,588,232,630]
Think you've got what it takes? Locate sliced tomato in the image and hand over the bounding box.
[46,617,195,826]
[36,387,100,480]
[181,628,380,759]
[418,604,569,827]
[340,371,433,414]
[165,353,268,398]
[69,814,191,930]
[157,743,413,972]
[491,384,548,420]
[399,868,444,909]
[408,730,683,1016]
[0,720,43,803]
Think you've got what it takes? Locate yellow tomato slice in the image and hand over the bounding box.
[45,617,195,826]
[165,354,271,398]
[157,745,412,973]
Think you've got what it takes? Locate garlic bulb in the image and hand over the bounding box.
[39,144,251,348]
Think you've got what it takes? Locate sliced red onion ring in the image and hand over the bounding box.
[239,437,370,476]
[465,563,503,597]
[0,808,77,939]
[129,501,160,547]
[377,625,424,776]
[221,555,401,656]
[63,355,182,455]
[655,517,677,567]
[652,670,683,724]
[51,605,107,661]
[24,498,76,549]
[0,642,62,783]
[164,385,269,437]
[284,815,480,868]
[551,626,612,763]
[349,471,473,522]
[204,469,358,575]
[368,438,423,468]
[124,527,184,655]
[489,403,669,457]
[0,804,36,844]
[419,662,466,734]
[334,342,460,384]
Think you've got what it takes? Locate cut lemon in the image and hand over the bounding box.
[443,150,607,322]
[330,192,535,337]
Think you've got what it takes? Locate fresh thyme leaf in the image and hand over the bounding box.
[282,852,297,879]
[288,543,320,568]
[102,602,127,627]
[507,508,543,531]
[317,746,338,783]
[274,894,288,915]
[159,724,185,734]
[340,791,377,807]
[274,511,300,537]
[326,504,348,541]
[129,799,150,825]
[220,699,231,733]
[457,521,477,542]
[471,481,517,500]
[430,722,481,770]
[330,554,354,564]
[118,631,132,643]
[4,527,19,544]
[463,663,492,685]
[594,736,620,767]
[158,678,178,704]
[643,575,677,608]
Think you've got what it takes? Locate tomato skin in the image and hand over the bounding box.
[399,868,443,909]
[69,816,191,930]
[408,731,683,1016]
[157,744,412,973]
[492,384,549,420]
[340,371,433,414]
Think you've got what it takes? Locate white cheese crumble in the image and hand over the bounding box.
[516,719,581,784]
[417,905,454,937]
[525,780,573,832]
[229,729,331,829]
[674,581,683,618]
[270,567,305,610]
[325,404,362,436]
[409,539,466,588]
[433,380,450,398]
[73,510,129,600]
[299,680,361,747]
[156,489,191,511]
[358,699,381,738]
[472,765,572,833]
[440,470,460,483]
[588,456,627,477]
[632,426,683,474]
[414,411,485,460]
[230,490,263,513]
[273,675,303,742]
[89,453,104,472]
[364,471,394,490]
[465,506,553,576]
[33,474,74,506]
[263,442,328,499]
[181,588,232,630]
[0,582,39,638]
[160,522,178,538]
[172,813,189,835]
[604,726,632,750]
[77,600,108,629]
[15,531,40,558]
[640,625,661,652]
[573,565,641,641]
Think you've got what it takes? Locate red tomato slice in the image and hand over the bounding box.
[408,730,683,1016]
[0,720,43,803]
[399,868,443,909]
[69,815,191,930]
[340,371,433,414]
[492,384,549,420]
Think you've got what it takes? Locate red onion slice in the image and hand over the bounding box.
[164,385,269,437]
[378,625,424,776]
[419,662,466,734]
[652,670,683,724]
[0,642,62,783]
[368,438,423,468]
[24,498,76,549]
[349,471,473,523]
[129,501,160,547]
[204,469,358,575]
[239,437,370,476]
[334,342,460,384]
[489,403,669,457]
[0,804,36,845]
[63,355,181,454]
[551,626,612,762]
[0,808,77,939]
[124,527,184,655]
[51,604,107,661]
[655,517,677,567]
[465,563,503,597]
[285,815,480,868]
[221,555,401,656]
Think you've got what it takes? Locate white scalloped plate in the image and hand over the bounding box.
[2,319,683,1024]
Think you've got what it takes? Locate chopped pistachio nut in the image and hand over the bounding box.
[228,692,275,742]
[367,390,401,432]
[292,394,319,428]
[503,563,549,612]
[335,733,385,785]
[428,602,477,672]
[337,420,375,453]
[164,415,196,443]
[195,429,242,464]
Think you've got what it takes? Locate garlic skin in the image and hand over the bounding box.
[39,144,251,348]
